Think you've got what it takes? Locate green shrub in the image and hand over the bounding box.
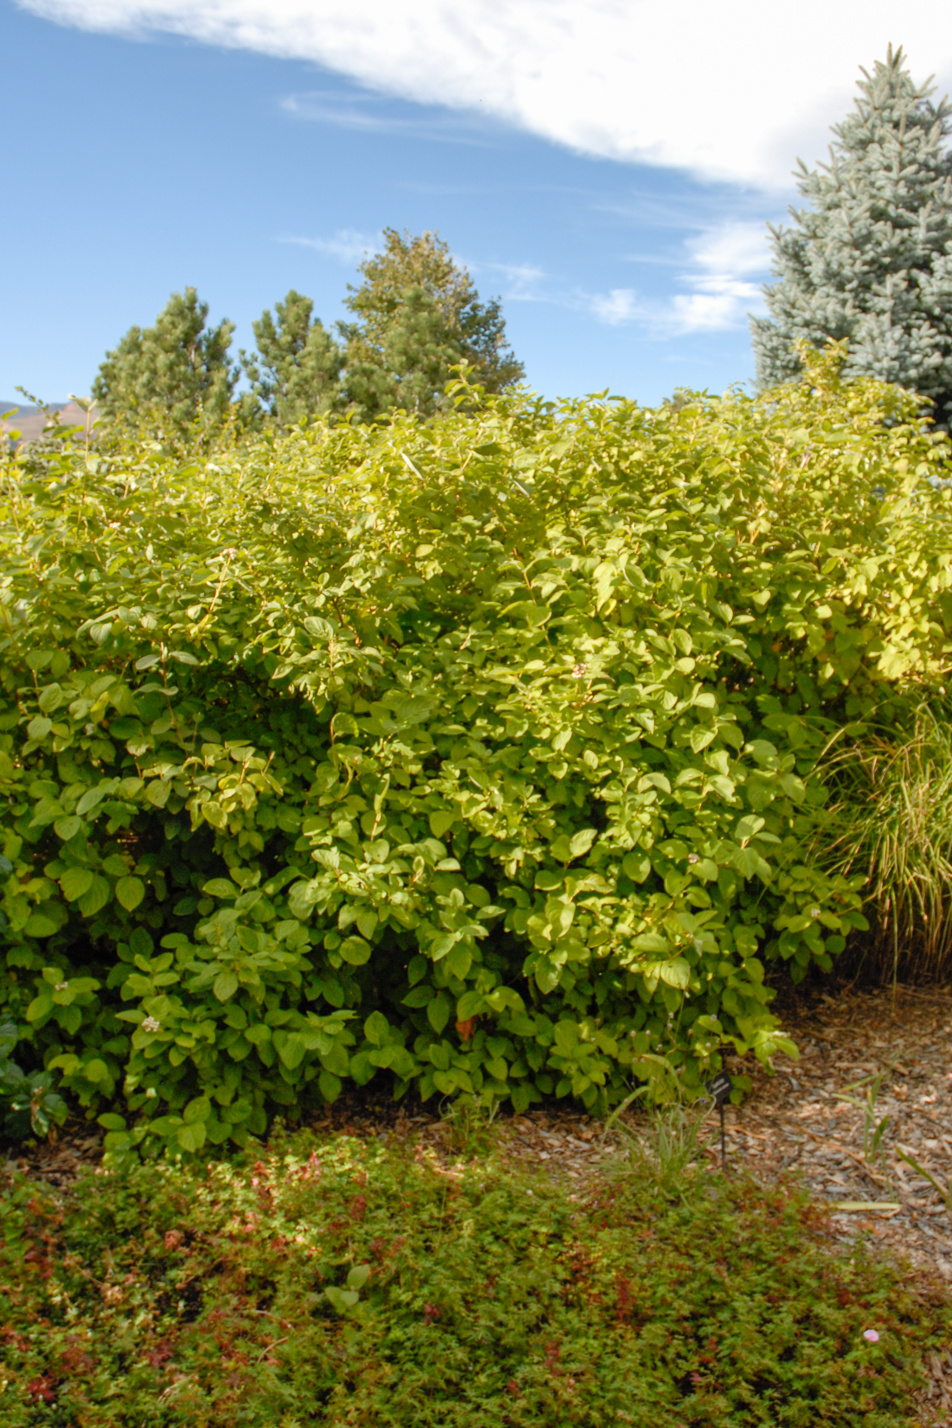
[2,348,951,1154]
[0,1129,944,1426]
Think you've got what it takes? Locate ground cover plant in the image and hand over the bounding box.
[2,347,952,1156]
[1,1124,947,1427]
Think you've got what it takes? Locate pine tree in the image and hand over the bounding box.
[93,288,236,443]
[339,229,524,421]
[240,290,343,428]
[751,48,952,425]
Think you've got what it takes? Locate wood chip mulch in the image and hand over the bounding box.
[7,980,952,1419]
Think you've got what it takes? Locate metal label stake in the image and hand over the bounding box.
[705,1071,733,1172]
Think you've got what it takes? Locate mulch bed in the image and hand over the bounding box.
[7,979,952,1417]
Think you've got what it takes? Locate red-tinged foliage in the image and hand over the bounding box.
[0,1128,946,1426]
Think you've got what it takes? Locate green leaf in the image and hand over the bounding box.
[658,957,691,989]
[735,814,766,842]
[364,1011,390,1047]
[213,970,239,1001]
[37,683,66,715]
[76,786,107,816]
[622,852,651,882]
[129,927,154,958]
[177,1121,206,1152]
[428,809,456,839]
[202,878,238,898]
[456,991,484,1021]
[339,935,372,966]
[60,867,94,902]
[27,716,52,742]
[569,828,598,859]
[184,1095,211,1125]
[430,933,457,960]
[116,876,145,912]
[319,1071,343,1102]
[402,985,433,1008]
[551,827,597,863]
[427,994,451,1035]
[23,913,61,938]
[274,1031,306,1069]
[288,880,320,920]
[78,876,111,918]
[53,815,84,842]
[446,944,472,979]
[356,910,378,941]
[26,993,53,1023]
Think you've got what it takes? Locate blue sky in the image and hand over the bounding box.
[5,0,951,408]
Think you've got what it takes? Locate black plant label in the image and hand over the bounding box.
[705,1071,733,1104]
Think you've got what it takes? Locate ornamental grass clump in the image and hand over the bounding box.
[2,346,952,1155]
[813,698,952,984]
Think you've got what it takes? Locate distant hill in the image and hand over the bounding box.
[1,400,97,445]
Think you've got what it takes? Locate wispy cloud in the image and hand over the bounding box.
[467,259,549,302]
[280,89,498,145]
[18,0,952,188]
[279,230,551,302]
[280,228,383,264]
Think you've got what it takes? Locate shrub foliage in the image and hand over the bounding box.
[2,351,951,1154]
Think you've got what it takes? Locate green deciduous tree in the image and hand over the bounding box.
[240,289,343,429]
[92,288,237,444]
[751,47,952,426]
[339,229,524,421]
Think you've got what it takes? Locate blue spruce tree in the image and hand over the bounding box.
[751,48,952,426]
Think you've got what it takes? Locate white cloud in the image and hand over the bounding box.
[686,221,773,279]
[584,220,771,334]
[17,0,952,188]
[588,289,644,326]
[669,281,761,334]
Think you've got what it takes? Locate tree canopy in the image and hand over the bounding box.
[91,235,524,439]
[751,47,952,426]
[240,289,343,429]
[339,229,525,421]
[92,288,236,444]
